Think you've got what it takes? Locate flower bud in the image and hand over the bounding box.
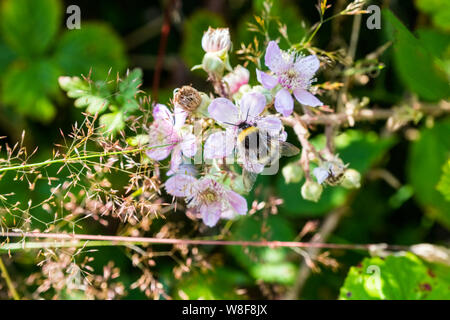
[282,162,303,184]
[201,27,231,54]
[223,65,250,95]
[301,180,323,202]
[340,168,361,189]
[173,86,202,113]
[202,52,225,76]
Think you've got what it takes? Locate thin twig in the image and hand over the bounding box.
[282,102,450,127]
[0,231,409,252]
[284,206,348,300]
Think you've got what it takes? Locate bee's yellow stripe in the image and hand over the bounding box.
[238,126,259,143]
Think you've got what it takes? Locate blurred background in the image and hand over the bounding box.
[0,0,449,299]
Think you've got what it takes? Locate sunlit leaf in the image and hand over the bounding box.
[340,253,450,300]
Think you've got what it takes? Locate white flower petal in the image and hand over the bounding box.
[293,88,323,107]
[256,69,278,89]
[227,190,247,215]
[239,92,266,122]
[204,130,235,159]
[165,174,197,197]
[208,98,239,125]
[274,88,294,116]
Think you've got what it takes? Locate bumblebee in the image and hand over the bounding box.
[236,121,300,191]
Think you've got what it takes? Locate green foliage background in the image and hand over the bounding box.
[0,0,449,300]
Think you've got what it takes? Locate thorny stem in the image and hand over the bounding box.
[0,231,410,252]
[0,256,20,300]
[0,145,167,174]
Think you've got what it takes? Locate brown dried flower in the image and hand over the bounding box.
[173,86,202,112]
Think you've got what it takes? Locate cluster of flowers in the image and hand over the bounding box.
[144,27,344,227]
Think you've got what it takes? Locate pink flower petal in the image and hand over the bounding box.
[204,130,235,159]
[274,88,294,116]
[256,69,278,89]
[153,104,173,124]
[226,190,247,215]
[146,121,178,160]
[294,55,320,78]
[173,106,187,130]
[168,145,182,175]
[200,203,222,227]
[208,98,239,125]
[239,92,266,121]
[265,41,283,71]
[146,146,173,161]
[165,174,197,197]
[293,88,323,107]
[180,133,197,158]
[243,160,265,174]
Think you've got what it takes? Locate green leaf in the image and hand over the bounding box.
[116,68,143,113]
[416,0,450,31]
[99,112,125,134]
[174,267,250,300]
[0,40,16,71]
[181,10,225,68]
[226,215,297,284]
[0,0,61,56]
[75,95,109,114]
[1,59,60,122]
[340,253,450,300]
[437,160,450,201]
[417,28,450,77]
[408,120,450,228]
[277,130,396,217]
[383,9,450,101]
[55,23,127,80]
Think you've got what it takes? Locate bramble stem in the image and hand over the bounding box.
[282,102,450,127]
[0,256,20,300]
[1,231,409,252]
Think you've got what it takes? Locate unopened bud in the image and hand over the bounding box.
[174,86,202,113]
[341,168,361,189]
[202,52,225,76]
[201,27,231,54]
[301,180,323,202]
[282,162,303,184]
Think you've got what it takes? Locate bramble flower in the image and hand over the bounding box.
[223,65,250,95]
[204,92,284,173]
[201,27,231,53]
[256,41,323,116]
[146,104,197,174]
[165,173,247,227]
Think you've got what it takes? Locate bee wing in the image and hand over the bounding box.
[243,169,258,192]
[279,141,300,157]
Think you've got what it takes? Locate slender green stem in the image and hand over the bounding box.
[0,256,20,300]
[0,145,167,174]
